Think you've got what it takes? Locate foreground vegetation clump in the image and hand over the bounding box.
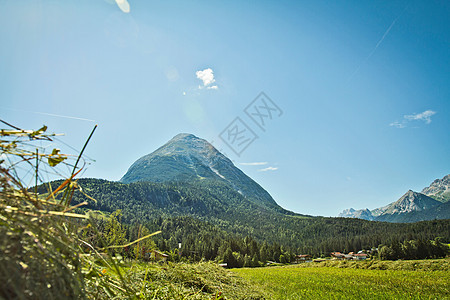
[0,123,143,299]
[233,260,450,299]
[120,261,265,299]
[0,125,88,299]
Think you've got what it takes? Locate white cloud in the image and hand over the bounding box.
[115,0,130,13]
[258,166,278,172]
[240,162,268,166]
[389,121,406,128]
[404,110,436,124]
[390,110,436,128]
[196,68,218,89]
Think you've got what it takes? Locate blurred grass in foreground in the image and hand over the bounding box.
[0,122,144,299]
[0,122,264,299]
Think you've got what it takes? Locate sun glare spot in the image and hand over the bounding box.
[115,0,130,13]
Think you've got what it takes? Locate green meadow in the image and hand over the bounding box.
[233,260,450,299]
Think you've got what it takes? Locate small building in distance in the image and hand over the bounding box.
[353,253,368,260]
[295,254,312,263]
[331,252,345,260]
[331,251,368,261]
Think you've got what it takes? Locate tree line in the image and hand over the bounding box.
[38,178,450,264]
[80,209,449,268]
[378,238,448,260]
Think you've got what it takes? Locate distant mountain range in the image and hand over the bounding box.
[338,175,450,222]
[339,208,374,221]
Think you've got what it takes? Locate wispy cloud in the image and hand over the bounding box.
[404,110,436,124]
[2,107,96,123]
[241,162,278,171]
[34,111,96,122]
[258,166,278,172]
[240,162,268,166]
[196,68,218,90]
[389,121,406,128]
[347,5,408,82]
[390,110,436,128]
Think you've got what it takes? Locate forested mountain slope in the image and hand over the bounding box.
[53,178,450,254]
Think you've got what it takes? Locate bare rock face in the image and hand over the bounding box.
[421,174,450,203]
[380,190,440,215]
[338,208,356,218]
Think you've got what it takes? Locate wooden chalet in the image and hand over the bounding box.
[331,251,368,260]
[331,252,345,260]
[353,253,368,260]
[295,254,312,263]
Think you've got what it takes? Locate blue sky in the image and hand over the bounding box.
[1,0,449,216]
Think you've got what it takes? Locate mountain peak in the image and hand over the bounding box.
[171,133,199,140]
[120,133,280,209]
[383,190,440,215]
[421,174,450,203]
[146,133,221,161]
[404,190,417,199]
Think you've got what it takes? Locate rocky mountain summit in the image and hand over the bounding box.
[120,133,280,209]
[375,190,441,222]
[382,190,441,215]
[421,174,450,202]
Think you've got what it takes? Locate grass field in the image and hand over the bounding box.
[233,260,450,299]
